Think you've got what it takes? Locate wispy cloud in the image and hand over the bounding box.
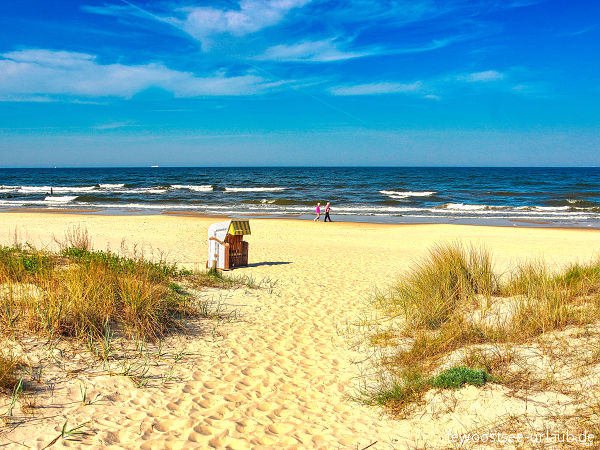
[82,1,313,50]
[458,70,505,82]
[511,82,551,97]
[92,120,138,130]
[0,94,57,103]
[81,1,478,61]
[255,35,464,63]
[391,36,466,55]
[0,49,284,99]
[558,25,597,37]
[330,81,424,96]
[328,67,534,98]
[255,38,370,62]
[161,0,311,48]
[80,4,131,17]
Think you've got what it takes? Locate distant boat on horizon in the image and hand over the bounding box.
[151,165,159,168]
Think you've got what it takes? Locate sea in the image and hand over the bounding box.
[1,167,599,228]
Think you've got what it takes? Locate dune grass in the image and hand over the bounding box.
[0,233,257,351]
[367,243,600,414]
[0,245,192,343]
[378,243,498,329]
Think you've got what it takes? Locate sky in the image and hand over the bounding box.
[0,0,598,167]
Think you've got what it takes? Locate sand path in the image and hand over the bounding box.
[3,214,600,448]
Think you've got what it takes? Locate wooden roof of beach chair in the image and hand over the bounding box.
[208,220,251,241]
[228,220,251,236]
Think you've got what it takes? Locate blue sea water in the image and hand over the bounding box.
[1,167,600,227]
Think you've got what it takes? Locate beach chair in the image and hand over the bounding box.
[207,220,251,270]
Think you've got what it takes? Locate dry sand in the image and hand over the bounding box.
[2,213,600,449]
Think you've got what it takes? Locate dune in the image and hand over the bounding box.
[2,212,600,448]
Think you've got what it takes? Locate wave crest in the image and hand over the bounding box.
[380,190,436,199]
[225,187,287,192]
[171,184,213,192]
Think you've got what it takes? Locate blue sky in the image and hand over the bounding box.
[0,0,598,166]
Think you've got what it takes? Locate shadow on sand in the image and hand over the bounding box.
[246,261,292,268]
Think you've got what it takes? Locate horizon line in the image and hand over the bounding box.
[1,165,599,169]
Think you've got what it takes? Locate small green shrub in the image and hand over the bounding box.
[430,366,492,389]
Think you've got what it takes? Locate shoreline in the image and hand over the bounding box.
[2,207,600,230]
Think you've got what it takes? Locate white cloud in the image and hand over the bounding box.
[93,121,138,130]
[0,49,281,99]
[330,81,423,96]
[170,0,311,45]
[459,70,505,82]
[511,82,550,97]
[255,39,369,62]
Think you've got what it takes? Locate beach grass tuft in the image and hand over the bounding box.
[0,235,258,352]
[0,247,191,343]
[367,243,600,415]
[381,243,497,329]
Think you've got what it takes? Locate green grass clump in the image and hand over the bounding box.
[0,246,53,281]
[184,267,259,289]
[560,259,600,295]
[385,243,497,329]
[367,367,428,411]
[61,247,179,282]
[429,366,492,389]
[364,365,492,414]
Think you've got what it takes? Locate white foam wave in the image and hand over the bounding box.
[17,185,96,193]
[443,203,488,211]
[44,196,77,203]
[224,187,286,192]
[8,185,171,194]
[112,188,167,194]
[380,190,436,199]
[171,184,213,192]
[534,206,570,211]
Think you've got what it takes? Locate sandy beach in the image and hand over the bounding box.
[2,212,600,448]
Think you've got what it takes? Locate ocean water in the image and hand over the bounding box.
[1,167,600,227]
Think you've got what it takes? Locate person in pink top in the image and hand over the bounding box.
[314,202,321,221]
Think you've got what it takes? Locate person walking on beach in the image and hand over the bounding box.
[324,202,332,222]
[314,202,321,221]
